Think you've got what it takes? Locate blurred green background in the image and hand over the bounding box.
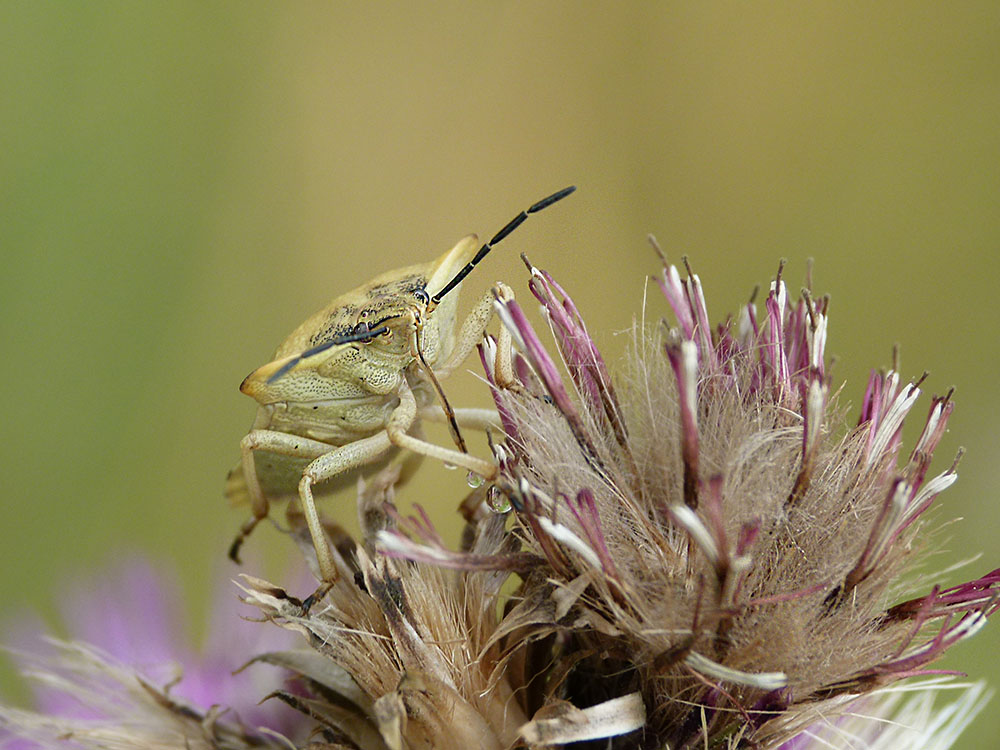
[3,2,998,743]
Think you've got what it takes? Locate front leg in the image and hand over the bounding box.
[435,281,516,381]
[388,379,498,480]
[424,283,516,453]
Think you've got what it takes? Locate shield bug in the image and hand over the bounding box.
[228,186,576,605]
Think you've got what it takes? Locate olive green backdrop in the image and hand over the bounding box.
[3,2,999,743]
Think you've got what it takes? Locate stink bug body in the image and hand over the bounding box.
[228,186,576,604]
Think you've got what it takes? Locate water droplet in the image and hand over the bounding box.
[443,461,457,471]
[466,471,484,488]
[487,486,512,513]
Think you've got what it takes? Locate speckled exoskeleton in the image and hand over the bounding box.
[227,187,575,606]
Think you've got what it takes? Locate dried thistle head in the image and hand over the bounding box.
[240,466,539,750]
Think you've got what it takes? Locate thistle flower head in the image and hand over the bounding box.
[468,246,999,746]
[0,559,301,748]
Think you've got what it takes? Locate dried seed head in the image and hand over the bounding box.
[241,472,535,750]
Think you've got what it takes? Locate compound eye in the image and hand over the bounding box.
[413,287,430,305]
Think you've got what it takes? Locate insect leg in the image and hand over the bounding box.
[388,379,498,479]
[231,430,333,563]
[455,282,517,391]
[434,282,513,379]
[298,430,394,596]
[419,405,502,432]
[490,282,518,388]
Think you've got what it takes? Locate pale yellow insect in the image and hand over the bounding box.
[228,187,575,606]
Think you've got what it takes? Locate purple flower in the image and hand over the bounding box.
[2,557,302,747]
[473,247,999,747]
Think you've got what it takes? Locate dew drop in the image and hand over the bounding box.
[443,461,457,471]
[466,471,484,489]
[487,486,512,513]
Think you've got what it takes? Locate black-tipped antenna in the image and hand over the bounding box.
[266,324,390,383]
[430,185,576,305]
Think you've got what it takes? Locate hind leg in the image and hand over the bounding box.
[230,430,332,563]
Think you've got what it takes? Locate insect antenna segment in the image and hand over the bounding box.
[430,185,576,305]
[265,186,575,386]
[266,323,391,384]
